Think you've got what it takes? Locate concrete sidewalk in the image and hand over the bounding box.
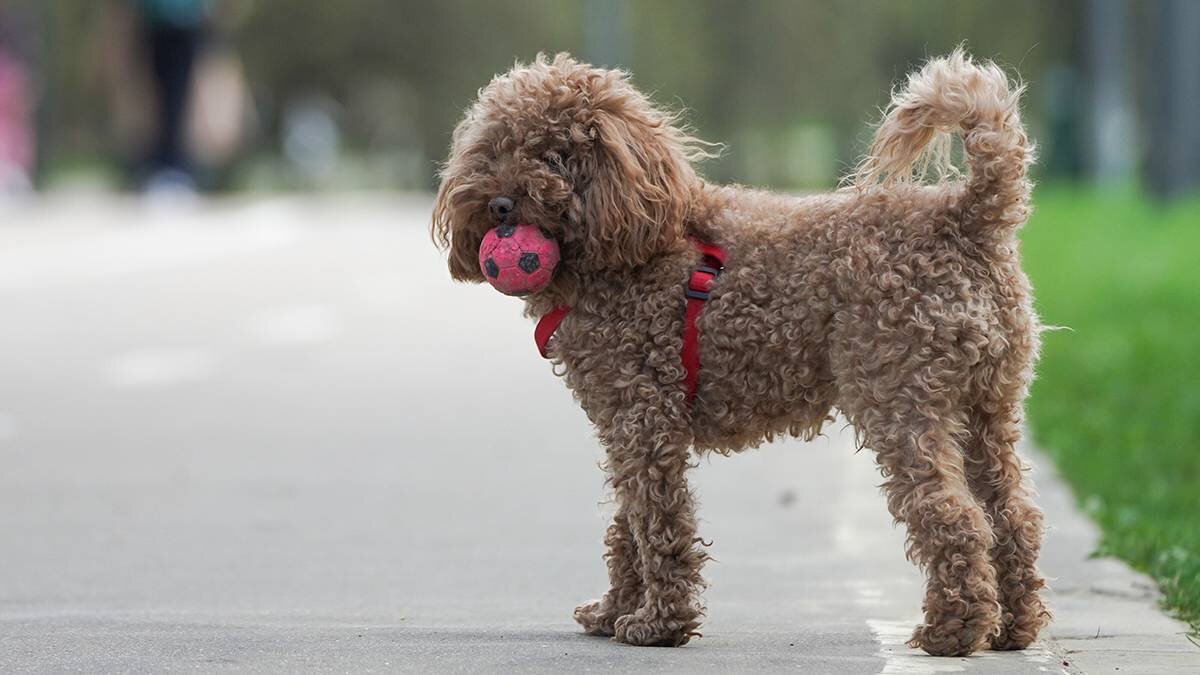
[1028,450,1198,674]
[0,196,1195,673]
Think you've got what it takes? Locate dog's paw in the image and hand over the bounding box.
[989,613,1046,652]
[573,599,618,636]
[990,592,1050,651]
[989,630,1035,652]
[612,613,694,647]
[907,618,995,657]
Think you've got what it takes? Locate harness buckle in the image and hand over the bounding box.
[686,259,723,301]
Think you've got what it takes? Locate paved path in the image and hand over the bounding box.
[0,196,1195,673]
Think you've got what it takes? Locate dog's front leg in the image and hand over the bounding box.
[600,412,707,647]
[573,504,641,636]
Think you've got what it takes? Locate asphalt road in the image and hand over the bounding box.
[1,195,1195,673]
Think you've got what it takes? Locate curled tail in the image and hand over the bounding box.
[851,48,1034,236]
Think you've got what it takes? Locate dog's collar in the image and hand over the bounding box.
[534,239,726,402]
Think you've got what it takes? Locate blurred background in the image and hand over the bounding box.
[0,0,1194,197]
[0,0,1197,662]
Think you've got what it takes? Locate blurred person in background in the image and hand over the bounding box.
[0,5,39,193]
[136,0,211,193]
[101,0,249,194]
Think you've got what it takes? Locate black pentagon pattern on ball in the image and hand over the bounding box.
[484,258,500,278]
[518,251,540,273]
[495,224,516,238]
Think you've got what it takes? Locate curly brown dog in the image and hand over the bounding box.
[432,49,1049,656]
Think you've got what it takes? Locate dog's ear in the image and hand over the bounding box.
[431,170,486,282]
[579,108,696,269]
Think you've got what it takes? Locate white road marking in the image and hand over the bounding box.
[103,349,215,389]
[867,617,1063,673]
[249,305,341,345]
[867,618,968,674]
[1023,646,1058,672]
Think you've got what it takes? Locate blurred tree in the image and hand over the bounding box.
[1084,0,1134,185]
[583,0,628,67]
[235,0,580,187]
[35,0,1196,197]
[1145,0,1200,200]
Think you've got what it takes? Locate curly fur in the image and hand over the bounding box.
[433,50,1050,655]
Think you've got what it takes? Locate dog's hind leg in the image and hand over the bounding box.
[573,505,643,636]
[870,413,1001,656]
[964,401,1050,650]
[835,336,1002,656]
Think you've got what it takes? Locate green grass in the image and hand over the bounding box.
[1022,186,1200,632]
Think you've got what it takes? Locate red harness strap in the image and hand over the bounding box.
[534,305,571,358]
[534,240,726,402]
[681,241,726,402]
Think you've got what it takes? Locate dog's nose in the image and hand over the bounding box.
[488,196,515,223]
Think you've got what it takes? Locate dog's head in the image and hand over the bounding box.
[432,54,706,286]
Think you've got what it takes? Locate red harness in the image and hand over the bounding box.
[534,240,727,403]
